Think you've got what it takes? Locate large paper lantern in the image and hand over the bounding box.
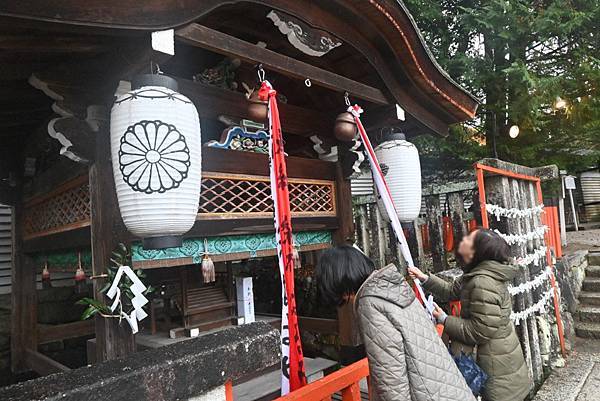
[374,132,421,222]
[110,74,201,249]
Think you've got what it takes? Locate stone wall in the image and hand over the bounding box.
[555,250,589,351]
[0,322,280,401]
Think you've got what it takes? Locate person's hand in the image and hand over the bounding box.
[432,303,448,325]
[408,266,428,282]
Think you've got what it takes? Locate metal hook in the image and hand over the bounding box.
[304,78,312,87]
[257,64,266,82]
[344,91,351,106]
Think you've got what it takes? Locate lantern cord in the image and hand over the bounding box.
[344,91,351,106]
[257,64,266,82]
[348,103,435,319]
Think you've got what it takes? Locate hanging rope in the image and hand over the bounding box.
[347,100,435,318]
[259,74,307,394]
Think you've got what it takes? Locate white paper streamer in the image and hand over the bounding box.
[106,265,149,334]
[494,226,548,245]
[508,266,553,296]
[486,203,545,220]
[511,286,554,325]
[514,246,547,267]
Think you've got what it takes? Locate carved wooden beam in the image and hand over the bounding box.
[177,78,335,137]
[175,23,390,106]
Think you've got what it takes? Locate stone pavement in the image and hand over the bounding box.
[565,229,600,253]
[532,337,600,401]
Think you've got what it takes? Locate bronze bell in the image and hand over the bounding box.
[333,112,357,141]
[247,90,268,122]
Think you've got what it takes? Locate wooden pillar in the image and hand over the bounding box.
[337,301,363,366]
[447,192,467,250]
[425,195,446,272]
[10,196,38,372]
[89,109,135,362]
[333,162,354,245]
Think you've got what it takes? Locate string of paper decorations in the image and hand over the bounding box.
[494,226,548,245]
[486,203,545,220]
[508,266,552,296]
[514,246,547,267]
[485,202,555,325]
[511,286,554,325]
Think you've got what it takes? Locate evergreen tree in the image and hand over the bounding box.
[405,0,600,177]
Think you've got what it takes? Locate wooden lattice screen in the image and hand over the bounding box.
[23,175,91,239]
[23,172,337,238]
[199,172,336,218]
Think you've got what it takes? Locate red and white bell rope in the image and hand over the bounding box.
[348,104,434,317]
[259,80,307,394]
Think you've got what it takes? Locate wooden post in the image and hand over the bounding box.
[425,195,446,272]
[89,108,135,362]
[10,196,38,372]
[333,162,354,245]
[447,192,467,250]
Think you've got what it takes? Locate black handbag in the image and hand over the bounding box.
[452,351,488,396]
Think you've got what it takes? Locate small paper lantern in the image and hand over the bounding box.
[374,132,421,222]
[110,74,202,249]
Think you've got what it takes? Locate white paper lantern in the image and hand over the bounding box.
[110,75,201,249]
[374,133,421,222]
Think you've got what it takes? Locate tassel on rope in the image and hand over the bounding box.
[74,253,86,282]
[74,252,87,293]
[42,260,52,289]
[201,238,215,283]
[292,242,301,270]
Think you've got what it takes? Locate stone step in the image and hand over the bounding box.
[589,253,600,265]
[579,292,600,306]
[575,321,600,339]
[586,265,600,278]
[577,305,600,323]
[582,278,600,292]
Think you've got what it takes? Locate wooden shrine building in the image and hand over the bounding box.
[0,0,478,378]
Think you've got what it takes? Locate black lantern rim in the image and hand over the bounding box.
[131,74,179,92]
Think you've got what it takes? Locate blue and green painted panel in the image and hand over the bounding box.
[132,231,332,264]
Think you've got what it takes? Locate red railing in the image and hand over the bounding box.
[274,358,370,401]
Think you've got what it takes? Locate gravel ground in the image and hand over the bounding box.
[564,229,600,253]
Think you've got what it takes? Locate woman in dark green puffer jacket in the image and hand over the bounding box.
[409,228,532,401]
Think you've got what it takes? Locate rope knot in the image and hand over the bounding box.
[347,104,364,117]
[258,81,277,101]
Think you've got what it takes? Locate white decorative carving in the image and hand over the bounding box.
[267,10,342,57]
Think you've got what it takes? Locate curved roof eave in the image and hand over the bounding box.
[0,0,479,122]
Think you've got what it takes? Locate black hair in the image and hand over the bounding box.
[463,228,512,272]
[315,245,376,306]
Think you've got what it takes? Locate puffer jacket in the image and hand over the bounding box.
[355,264,475,401]
[423,260,532,401]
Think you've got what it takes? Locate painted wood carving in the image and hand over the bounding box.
[267,10,342,57]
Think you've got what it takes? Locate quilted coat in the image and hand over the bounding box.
[423,260,532,401]
[355,264,476,401]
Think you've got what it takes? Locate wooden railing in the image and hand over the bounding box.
[274,358,370,401]
[23,172,336,239]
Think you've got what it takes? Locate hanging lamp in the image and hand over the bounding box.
[110,74,202,249]
[374,132,422,222]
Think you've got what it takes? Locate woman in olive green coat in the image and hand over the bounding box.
[409,228,532,401]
